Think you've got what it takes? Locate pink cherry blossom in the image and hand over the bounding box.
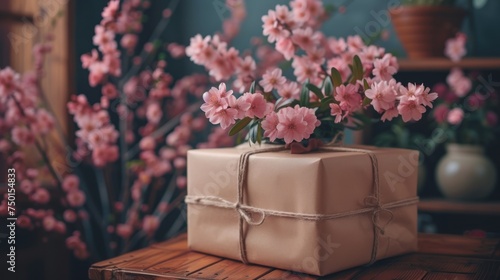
[228,95,251,119]
[327,57,350,82]
[43,216,56,231]
[207,107,237,129]
[446,68,471,97]
[243,92,268,119]
[262,111,280,142]
[373,54,398,81]
[101,0,119,20]
[167,43,186,58]
[486,112,498,126]
[365,80,397,113]
[328,37,347,55]
[347,35,365,53]
[262,10,289,43]
[201,83,232,115]
[433,104,449,124]
[20,180,35,194]
[176,176,187,189]
[31,188,50,204]
[62,175,80,192]
[63,210,77,223]
[415,85,438,108]
[139,136,156,150]
[292,28,318,53]
[292,57,319,83]
[32,109,55,135]
[397,98,426,122]
[88,62,108,87]
[445,32,467,62]
[276,108,308,143]
[146,102,162,124]
[330,103,344,123]
[275,38,296,61]
[17,215,32,229]
[334,84,362,113]
[0,67,20,98]
[142,215,160,237]
[116,224,133,239]
[67,190,86,208]
[359,45,385,66]
[186,35,214,64]
[275,105,319,144]
[11,126,35,146]
[278,82,300,99]
[260,68,286,92]
[54,221,66,234]
[381,106,399,122]
[120,34,138,54]
[447,108,464,125]
[297,106,320,135]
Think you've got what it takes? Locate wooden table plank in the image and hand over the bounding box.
[189,259,273,279]
[89,233,500,280]
[422,272,474,280]
[418,233,499,258]
[257,269,318,280]
[111,249,186,271]
[148,251,222,276]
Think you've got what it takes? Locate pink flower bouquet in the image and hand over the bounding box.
[432,33,499,145]
[188,0,437,145]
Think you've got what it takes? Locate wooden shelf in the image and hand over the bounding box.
[418,198,500,215]
[398,58,500,71]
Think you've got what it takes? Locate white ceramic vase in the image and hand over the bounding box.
[436,144,497,200]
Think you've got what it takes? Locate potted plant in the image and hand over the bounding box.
[390,0,466,58]
[431,34,499,200]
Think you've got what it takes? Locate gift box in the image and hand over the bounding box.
[186,145,419,276]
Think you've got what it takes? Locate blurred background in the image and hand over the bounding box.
[1,0,499,279]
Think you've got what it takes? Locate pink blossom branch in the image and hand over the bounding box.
[117,0,180,88]
[10,94,63,185]
[116,0,180,221]
[125,101,202,160]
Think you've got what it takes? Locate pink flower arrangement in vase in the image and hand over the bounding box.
[188,0,437,145]
[432,33,499,145]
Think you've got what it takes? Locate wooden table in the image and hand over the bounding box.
[89,233,500,279]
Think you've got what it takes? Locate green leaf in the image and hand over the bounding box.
[256,121,263,145]
[324,77,333,96]
[309,102,322,108]
[363,79,371,91]
[249,81,257,93]
[229,117,251,136]
[362,97,371,106]
[306,83,324,99]
[330,68,343,87]
[300,82,310,106]
[158,52,167,61]
[352,112,372,126]
[275,98,295,110]
[350,55,364,84]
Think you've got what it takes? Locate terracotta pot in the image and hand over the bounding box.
[436,144,497,201]
[389,6,466,59]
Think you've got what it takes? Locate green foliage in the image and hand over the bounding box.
[299,82,310,106]
[229,117,251,136]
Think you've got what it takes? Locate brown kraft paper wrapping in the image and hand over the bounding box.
[186,145,419,276]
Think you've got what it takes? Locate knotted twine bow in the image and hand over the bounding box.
[185,146,419,265]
